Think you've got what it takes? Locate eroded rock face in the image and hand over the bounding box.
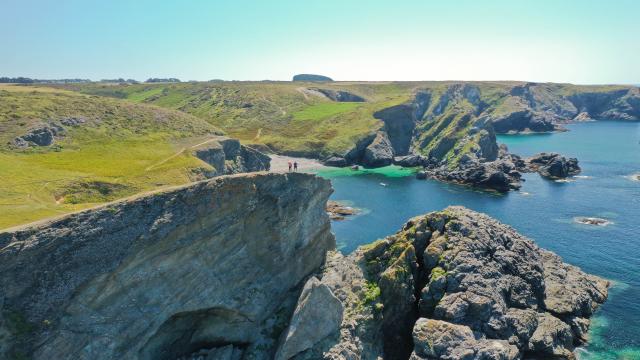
[0,173,333,360]
[362,131,395,167]
[193,136,270,177]
[297,207,608,360]
[313,88,365,102]
[275,277,344,360]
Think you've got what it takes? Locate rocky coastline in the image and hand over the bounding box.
[0,173,608,360]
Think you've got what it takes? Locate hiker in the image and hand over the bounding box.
[288,161,292,172]
[293,161,298,172]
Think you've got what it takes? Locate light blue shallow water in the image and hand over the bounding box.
[319,121,640,359]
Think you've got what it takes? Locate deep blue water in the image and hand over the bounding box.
[319,121,640,359]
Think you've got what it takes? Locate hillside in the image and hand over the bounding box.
[0,85,267,229]
[58,81,639,163]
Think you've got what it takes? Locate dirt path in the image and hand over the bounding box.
[145,138,221,172]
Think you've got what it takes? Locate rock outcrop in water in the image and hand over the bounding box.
[0,173,333,360]
[293,207,609,360]
[524,152,581,179]
[0,173,609,360]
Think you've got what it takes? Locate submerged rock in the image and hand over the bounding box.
[574,217,612,226]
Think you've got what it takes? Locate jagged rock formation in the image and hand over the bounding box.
[484,83,640,133]
[275,277,344,360]
[192,136,271,177]
[292,74,333,82]
[312,88,365,102]
[295,207,608,360]
[524,152,581,179]
[0,173,334,360]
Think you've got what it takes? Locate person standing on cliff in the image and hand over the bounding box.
[288,161,292,172]
[294,161,298,172]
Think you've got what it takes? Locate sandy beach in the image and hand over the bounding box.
[269,155,330,173]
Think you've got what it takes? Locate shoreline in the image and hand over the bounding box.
[269,154,329,173]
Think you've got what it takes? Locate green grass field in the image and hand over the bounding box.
[0,85,221,229]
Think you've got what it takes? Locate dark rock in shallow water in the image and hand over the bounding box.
[420,152,523,192]
[296,207,609,360]
[526,152,581,179]
[394,154,426,167]
[574,217,612,226]
[326,200,359,220]
[292,74,333,82]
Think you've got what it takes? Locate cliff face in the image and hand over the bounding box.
[0,173,333,360]
[192,135,271,178]
[294,207,608,360]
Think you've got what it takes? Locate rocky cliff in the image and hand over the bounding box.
[0,173,333,360]
[192,136,271,177]
[292,207,608,360]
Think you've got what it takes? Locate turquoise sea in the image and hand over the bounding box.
[318,121,640,359]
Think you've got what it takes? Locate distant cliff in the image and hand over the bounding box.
[292,74,333,82]
[0,173,333,360]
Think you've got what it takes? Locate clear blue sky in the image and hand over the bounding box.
[2,0,639,84]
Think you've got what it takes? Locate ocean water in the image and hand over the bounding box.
[318,121,640,359]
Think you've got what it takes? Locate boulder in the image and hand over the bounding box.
[411,318,519,360]
[13,124,64,148]
[275,277,344,360]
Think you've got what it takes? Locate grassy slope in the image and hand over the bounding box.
[61,81,415,157]
[6,81,633,228]
[0,85,222,229]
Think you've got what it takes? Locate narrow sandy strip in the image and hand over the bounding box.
[269,155,329,173]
